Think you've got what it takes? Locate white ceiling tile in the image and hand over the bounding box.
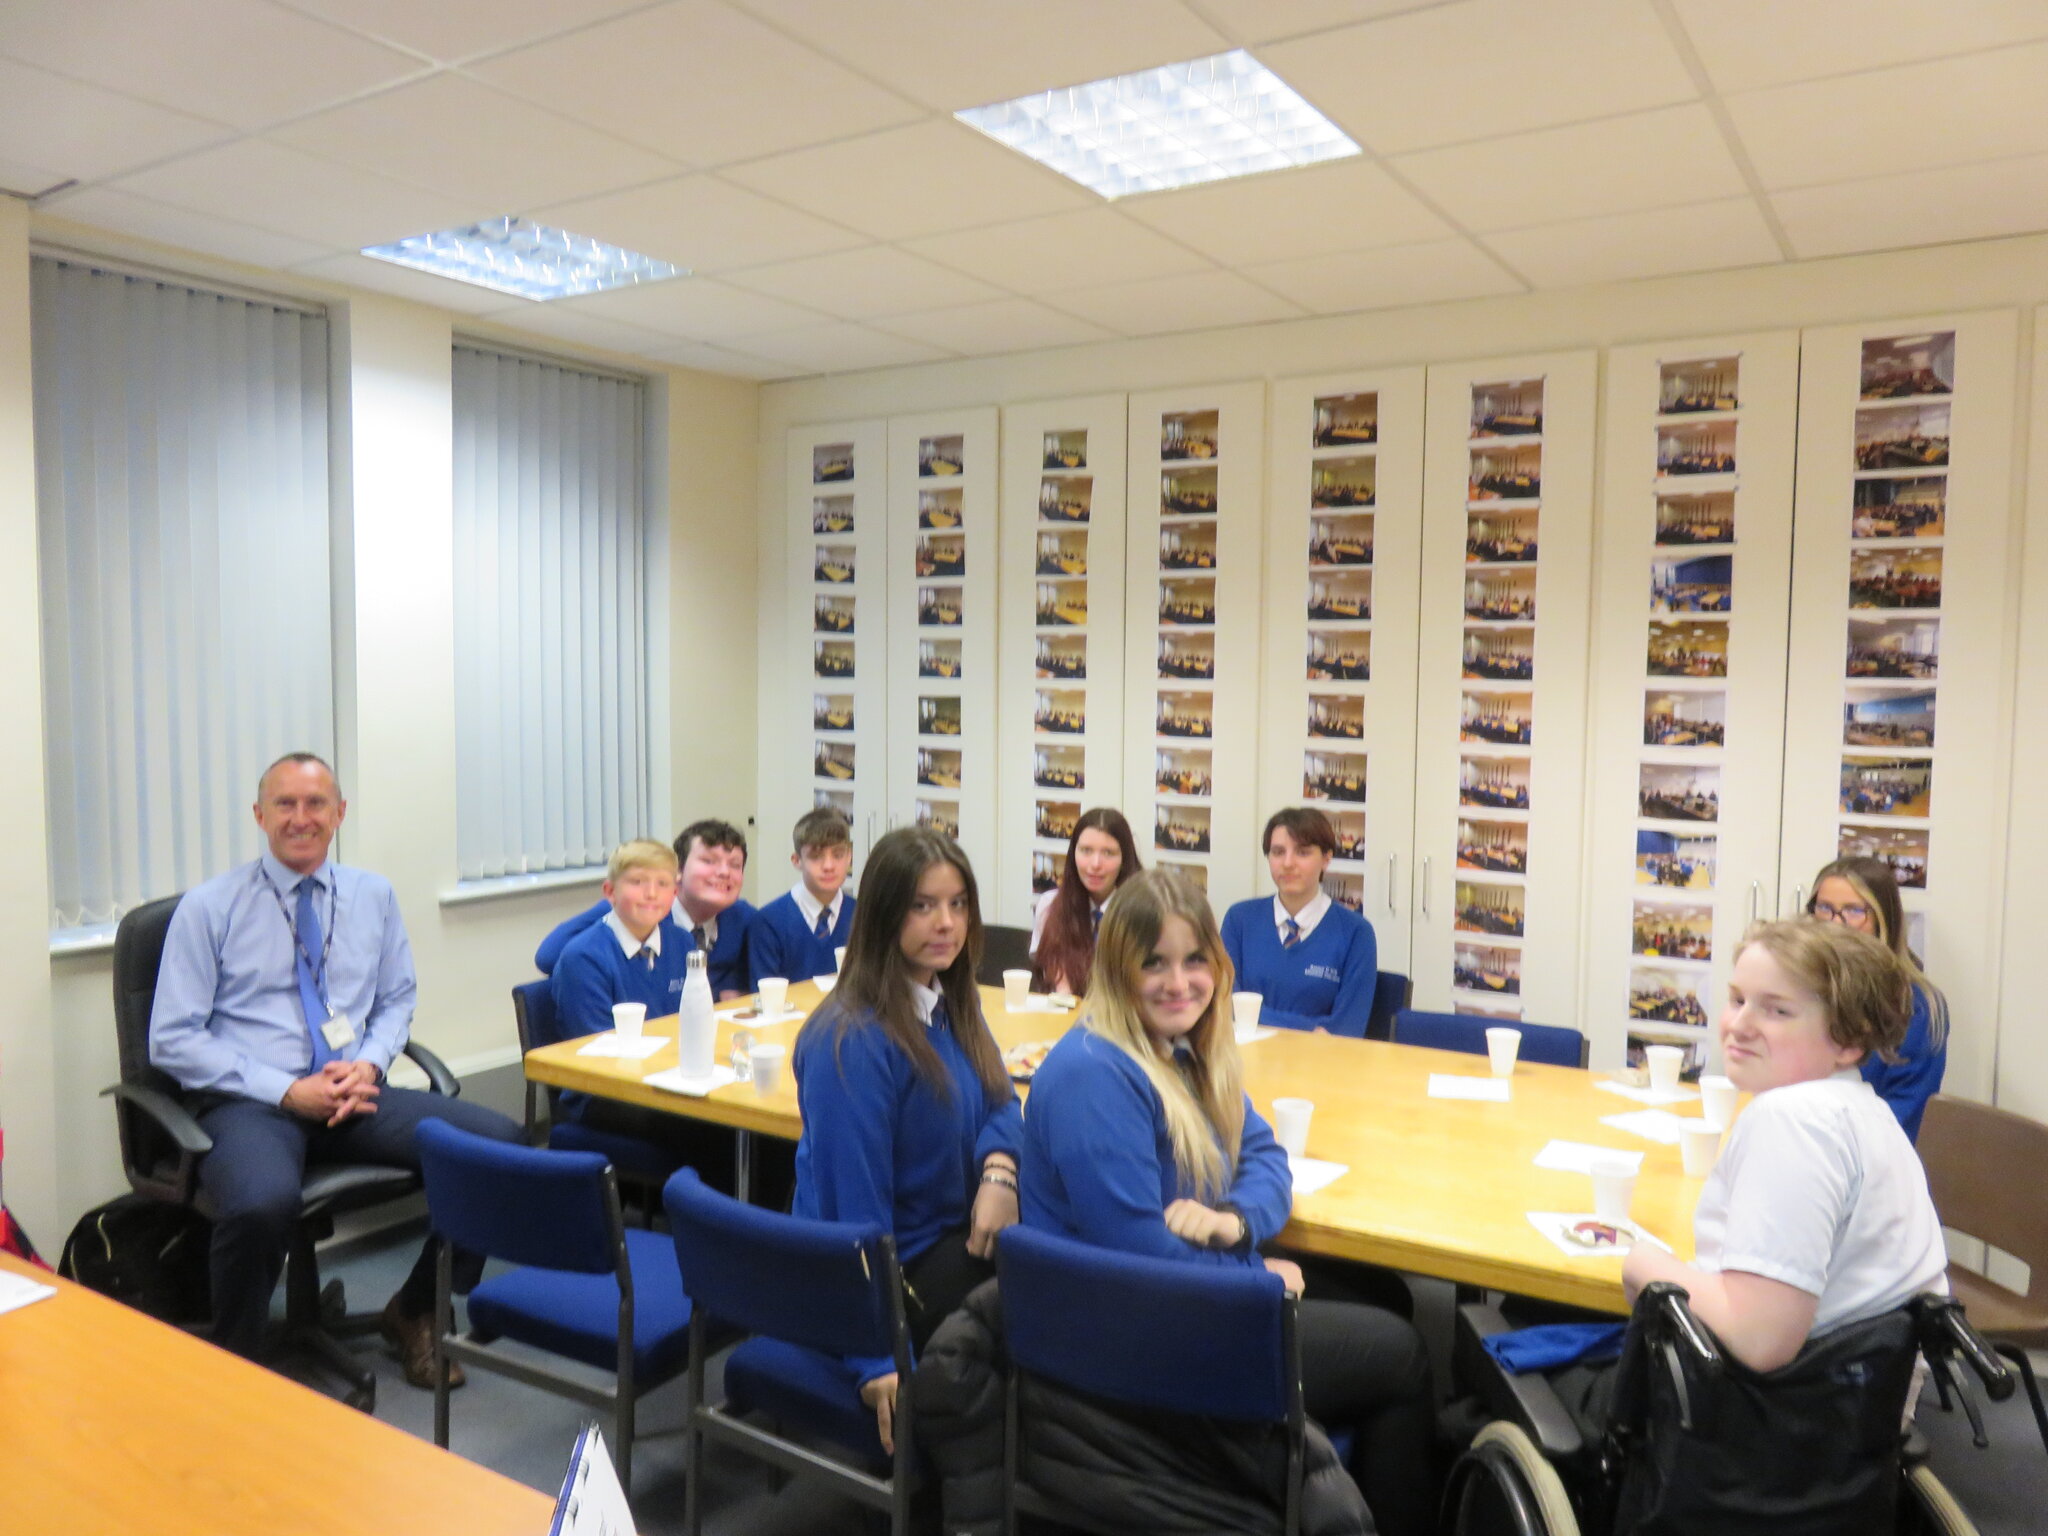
[1194,0,1460,46]
[284,0,653,66]
[1486,198,1781,288]
[288,251,519,312]
[877,298,1113,354]
[724,321,953,373]
[1772,153,2048,260]
[733,0,1227,112]
[0,57,233,186]
[109,137,499,249]
[641,338,802,379]
[902,208,1212,294]
[474,1,922,169]
[722,120,1096,241]
[1393,104,1748,233]
[36,185,332,268]
[1258,0,1697,155]
[470,301,679,359]
[1043,269,1305,336]
[561,277,831,339]
[725,246,1003,319]
[1120,158,1449,265]
[1673,0,2048,94]
[0,0,427,131]
[532,175,866,273]
[1727,43,2048,190]
[1243,237,1522,311]
[270,73,680,211]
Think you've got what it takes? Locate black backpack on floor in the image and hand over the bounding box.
[59,1194,212,1325]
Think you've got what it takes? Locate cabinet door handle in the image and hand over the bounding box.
[1789,883,1805,918]
[1385,854,1398,916]
[1749,880,1761,926]
[1419,856,1431,920]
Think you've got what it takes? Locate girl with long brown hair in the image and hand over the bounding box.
[1029,806,1141,995]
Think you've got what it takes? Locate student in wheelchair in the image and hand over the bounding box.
[1444,919,2014,1535]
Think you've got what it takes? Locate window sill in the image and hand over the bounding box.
[438,867,606,908]
[50,923,118,959]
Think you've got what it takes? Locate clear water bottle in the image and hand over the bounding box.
[677,949,716,1080]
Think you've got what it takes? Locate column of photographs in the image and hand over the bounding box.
[1838,332,1949,930]
[1454,379,1545,1019]
[1301,392,1377,915]
[811,442,859,818]
[913,432,969,840]
[1029,428,1093,902]
[1153,410,1222,891]
[1630,355,1742,1068]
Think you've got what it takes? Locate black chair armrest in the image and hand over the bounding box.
[101,1081,213,1206]
[402,1040,459,1097]
[1453,1301,1587,1461]
[102,1081,213,1155]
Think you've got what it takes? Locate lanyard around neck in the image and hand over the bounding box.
[262,867,337,994]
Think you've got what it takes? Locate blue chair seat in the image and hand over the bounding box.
[467,1227,692,1381]
[725,1337,888,1465]
[548,1120,683,1183]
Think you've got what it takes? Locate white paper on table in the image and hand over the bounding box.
[0,1269,57,1316]
[1594,1078,1699,1107]
[643,1064,740,1097]
[1288,1155,1349,1197]
[1233,1028,1278,1045]
[1526,1211,1674,1259]
[1428,1073,1511,1102]
[1009,996,1072,1014]
[715,1007,806,1027]
[576,1034,671,1060]
[1599,1109,1692,1145]
[1533,1140,1645,1176]
[550,1424,635,1536]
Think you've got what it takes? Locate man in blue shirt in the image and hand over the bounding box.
[150,753,521,1387]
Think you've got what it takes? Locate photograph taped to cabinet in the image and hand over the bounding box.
[1039,475,1091,523]
[915,535,965,578]
[1470,379,1543,439]
[1312,455,1376,509]
[1161,466,1218,517]
[1629,967,1708,1031]
[1462,625,1534,682]
[1654,492,1735,548]
[918,695,962,738]
[1468,442,1541,502]
[917,585,962,627]
[916,748,961,790]
[1455,942,1522,999]
[1467,508,1539,563]
[1650,554,1732,615]
[1308,571,1372,622]
[1460,818,1529,875]
[814,544,855,584]
[1639,763,1720,824]
[1852,474,1945,539]
[1042,429,1088,471]
[1304,750,1367,804]
[1461,753,1531,812]
[1036,800,1081,842]
[1655,419,1737,478]
[814,740,855,781]
[1036,579,1088,627]
[1838,824,1928,890]
[1844,685,1934,749]
[1034,689,1084,735]
[1160,411,1218,462]
[1847,615,1939,680]
[1460,689,1531,746]
[812,442,854,483]
[1329,809,1366,863]
[1157,690,1213,739]
[1840,756,1933,819]
[814,640,854,679]
[1626,1026,1707,1076]
[1631,898,1713,962]
[812,495,854,534]
[1037,529,1088,577]
[814,594,855,633]
[815,788,853,818]
[1465,567,1535,622]
[813,693,854,732]
[1648,620,1728,679]
[1159,860,1209,893]
[1035,634,1087,680]
[1849,547,1941,610]
[1310,511,1374,567]
[1155,804,1211,855]
[1034,744,1083,792]
[1644,688,1727,748]
[1160,631,1215,680]
[1159,523,1216,571]
[1159,576,1216,626]
[918,638,962,679]
[1855,402,1950,471]
[1324,869,1365,914]
[919,487,962,529]
[1032,849,1066,895]
[1860,332,1955,400]
[1155,746,1212,798]
[916,799,960,838]
[1308,693,1365,741]
[1455,879,1525,938]
[1659,356,1740,415]
[918,434,963,477]
[1307,628,1370,681]
[1313,391,1378,448]
[1636,830,1715,890]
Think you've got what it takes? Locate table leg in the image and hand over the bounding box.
[735,1128,752,1204]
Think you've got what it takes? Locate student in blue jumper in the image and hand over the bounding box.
[746,807,856,991]
[535,818,756,998]
[549,839,735,1188]
[1028,805,1141,997]
[1219,807,1379,1036]
[1020,870,1437,1536]
[1805,855,1949,1141]
[792,827,1022,1456]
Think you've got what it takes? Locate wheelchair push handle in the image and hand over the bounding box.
[1641,1281,1723,1375]
[1914,1294,2014,1403]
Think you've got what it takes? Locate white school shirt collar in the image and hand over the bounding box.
[1272,891,1332,945]
[790,881,844,931]
[604,907,662,958]
[672,898,716,951]
[911,980,942,1027]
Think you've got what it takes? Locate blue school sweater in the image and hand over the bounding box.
[1219,897,1379,1037]
[536,896,756,996]
[746,889,856,989]
[793,996,1022,1384]
[1020,1025,1292,1268]
[548,913,691,1121]
[1862,986,1946,1143]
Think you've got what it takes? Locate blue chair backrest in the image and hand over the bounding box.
[514,978,562,1050]
[1393,1008,1586,1068]
[1367,969,1412,1040]
[997,1225,1288,1423]
[663,1169,896,1359]
[417,1119,618,1274]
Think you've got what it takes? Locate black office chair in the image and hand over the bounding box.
[977,923,1035,988]
[1366,968,1413,1041]
[107,892,460,1411]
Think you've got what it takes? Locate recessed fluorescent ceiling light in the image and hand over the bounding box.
[362,216,685,301]
[955,48,1358,200]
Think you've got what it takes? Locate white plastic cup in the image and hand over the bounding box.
[834,945,847,972]
[611,1002,646,1039]
[1271,1097,1314,1159]
[1003,969,1033,1010]
[1680,1121,1722,1179]
[812,974,836,994]
[1485,1027,1522,1078]
[1645,1044,1685,1096]
[1699,1074,1739,1130]
[748,1041,788,1097]
[758,977,789,1016]
[1590,1156,1637,1225]
[1232,992,1264,1037]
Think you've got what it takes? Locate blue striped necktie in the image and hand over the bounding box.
[1282,917,1302,950]
[814,905,833,941]
[295,877,333,1067]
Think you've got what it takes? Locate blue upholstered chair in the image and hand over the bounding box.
[1392,1008,1588,1068]
[415,1120,693,1490]
[513,978,679,1201]
[663,1168,917,1536]
[1366,968,1413,1041]
[996,1224,1308,1536]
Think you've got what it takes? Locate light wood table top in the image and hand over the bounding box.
[525,981,1714,1314]
[0,1252,552,1535]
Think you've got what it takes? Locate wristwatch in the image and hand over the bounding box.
[1215,1201,1254,1255]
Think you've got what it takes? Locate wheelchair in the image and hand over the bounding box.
[1442,1283,2016,1536]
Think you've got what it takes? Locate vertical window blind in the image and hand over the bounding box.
[452,345,651,881]
[31,256,334,932]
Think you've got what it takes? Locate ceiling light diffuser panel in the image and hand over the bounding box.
[363,216,685,301]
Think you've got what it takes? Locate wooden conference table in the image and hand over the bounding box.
[526,982,1708,1315]
[0,1252,552,1535]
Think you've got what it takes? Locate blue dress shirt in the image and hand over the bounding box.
[149,851,418,1106]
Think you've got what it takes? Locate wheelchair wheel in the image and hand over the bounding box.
[1441,1421,1581,1536]
[1900,1464,1978,1536]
